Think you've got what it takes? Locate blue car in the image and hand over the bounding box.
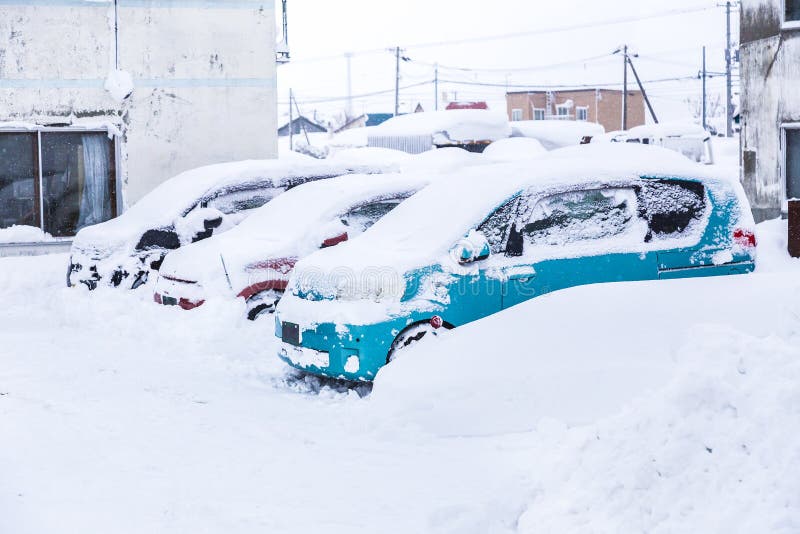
[275,145,757,381]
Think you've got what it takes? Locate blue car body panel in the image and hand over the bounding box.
[277,175,756,381]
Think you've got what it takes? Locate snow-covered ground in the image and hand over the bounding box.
[1,217,798,533]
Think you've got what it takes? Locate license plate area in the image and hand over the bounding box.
[282,321,301,346]
[162,296,178,306]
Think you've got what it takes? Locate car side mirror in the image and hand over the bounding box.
[505,223,524,257]
[321,231,348,248]
[450,230,491,265]
[174,207,227,244]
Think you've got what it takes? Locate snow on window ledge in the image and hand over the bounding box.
[781,19,800,31]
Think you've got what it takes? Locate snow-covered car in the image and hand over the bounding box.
[153,172,434,319]
[594,122,715,164]
[67,158,386,290]
[511,119,605,149]
[275,143,757,381]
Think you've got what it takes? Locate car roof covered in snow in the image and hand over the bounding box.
[483,137,548,162]
[511,120,605,149]
[627,121,710,139]
[72,156,392,252]
[293,143,736,276]
[369,110,511,143]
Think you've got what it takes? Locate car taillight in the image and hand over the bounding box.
[733,228,757,248]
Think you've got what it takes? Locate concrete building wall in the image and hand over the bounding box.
[506,89,645,133]
[740,0,800,220]
[0,0,277,207]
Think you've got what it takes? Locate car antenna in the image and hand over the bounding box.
[220,254,233,291]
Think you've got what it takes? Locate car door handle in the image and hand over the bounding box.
[502,266,537,281]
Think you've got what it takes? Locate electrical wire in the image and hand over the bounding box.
[287,5,724,65]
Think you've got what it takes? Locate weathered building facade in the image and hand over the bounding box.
[506,89,646,133]
[740,0,800,221]
[0,0,277,245]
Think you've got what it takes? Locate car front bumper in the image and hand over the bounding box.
[275,315,417,381]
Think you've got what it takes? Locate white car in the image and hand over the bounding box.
[67,157,389,290]
[153,171,435,319]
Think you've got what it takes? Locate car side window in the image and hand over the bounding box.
[635,179,706,241]
[523,187,637,246]
[202,186,284,215]
[339,197,405,236]
[476,196,522,254]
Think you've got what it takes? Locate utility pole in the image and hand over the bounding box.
[288,88,293,151]
[702,46,708,130]
[292,93,310,145]
[434,63,439,111]
[113,0,119,69]
[725,1,734,137]
[622,44,628,131]
[345,52,353,119]
[394,46,401,116]
[627,55,659,124]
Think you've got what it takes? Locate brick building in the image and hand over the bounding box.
[506,89,646,132]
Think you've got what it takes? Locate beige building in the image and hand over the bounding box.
[0,0,277,250]
[506,89,646,132]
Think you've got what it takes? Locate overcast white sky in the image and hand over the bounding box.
[277,0,739,127]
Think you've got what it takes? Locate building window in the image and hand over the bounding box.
[533,108,546,120]
[786,0,800,23]
[511,108,523,121]
[576,106,589,121]
[786,127,800,200]
[0,133,38,230]
[0,130,116,238]
[556,105,571,119]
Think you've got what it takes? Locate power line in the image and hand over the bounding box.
[277,80,433,105]
[287,5,723,65]
[439,75,702,91]
[410,53,616,74]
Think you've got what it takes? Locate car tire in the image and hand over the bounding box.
[386,319,451,363]
[246,289,283,321]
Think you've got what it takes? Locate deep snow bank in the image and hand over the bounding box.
[515,325,800,533]
[369,218,800,531]
[371,219,798,437]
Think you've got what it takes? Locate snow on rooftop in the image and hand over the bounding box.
[370,110,511,143]
[511,120,605,149]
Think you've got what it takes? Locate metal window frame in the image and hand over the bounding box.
[780,122,800,211]
[783,0,800,29]
[0,125,120,239]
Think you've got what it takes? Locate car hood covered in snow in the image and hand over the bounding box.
[157,171,436,297]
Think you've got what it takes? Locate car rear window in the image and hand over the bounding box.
[636,179,706,240]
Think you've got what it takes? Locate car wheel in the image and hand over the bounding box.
[387,317,450,363]
[246,289,283,321]
[130,270,148,290]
